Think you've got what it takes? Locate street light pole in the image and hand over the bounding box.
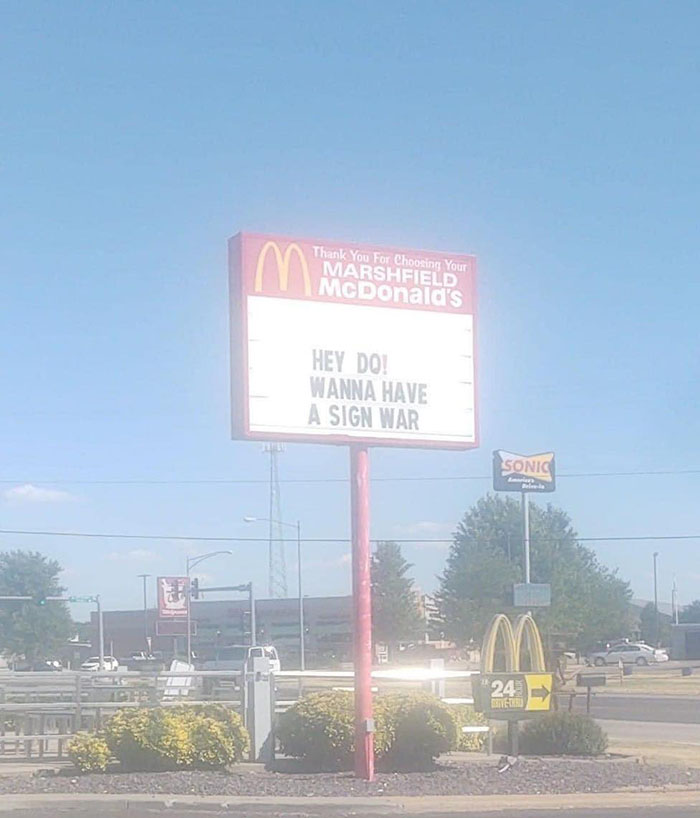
[138,574,150,649]
[297,520,305,671]
[653,551,659,646]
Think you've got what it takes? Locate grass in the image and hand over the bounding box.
[568,667,700,697]
[608,739,700,768]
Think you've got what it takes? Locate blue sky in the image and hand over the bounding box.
[1,1,699,616]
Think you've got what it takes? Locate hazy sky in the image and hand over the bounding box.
[2,2,699,614]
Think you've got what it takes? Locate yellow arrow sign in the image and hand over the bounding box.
[525,673,553,711]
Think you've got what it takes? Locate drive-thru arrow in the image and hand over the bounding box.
[531,685,550,701]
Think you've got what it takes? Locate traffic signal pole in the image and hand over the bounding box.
[350,444,374,781]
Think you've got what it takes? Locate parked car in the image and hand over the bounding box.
[80,655,119,671]
[587,643,669,666]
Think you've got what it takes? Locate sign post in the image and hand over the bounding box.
[350,445,374,779]
[476,614,552,755]
[492,451,555,598]
[229,233,478,779]
[521,491,531,584]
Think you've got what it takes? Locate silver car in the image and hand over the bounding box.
[587,642,669,666]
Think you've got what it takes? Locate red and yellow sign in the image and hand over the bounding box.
[493,450,555,492]
[474,613,553,718]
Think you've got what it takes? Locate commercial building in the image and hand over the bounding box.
[670,624,700,660]
[91,595,352,667]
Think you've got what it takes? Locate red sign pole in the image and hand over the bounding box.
[350,444,374,781]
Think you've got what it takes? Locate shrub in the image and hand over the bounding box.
[382,692,458,769]
[68,732,111,773]
[186,704,249,765]
[520,712,608,756]
[277,691,356,769]
[277,690,458,771]
[103,705,249,771]
[451,705,488,752]
[277,691,396,769]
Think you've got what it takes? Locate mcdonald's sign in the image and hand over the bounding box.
[474,614,554,717]
[254,240,312,296]
[229,232,478,448]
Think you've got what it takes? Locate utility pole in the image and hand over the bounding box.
[653,552,659,646]
[672,577,679,625]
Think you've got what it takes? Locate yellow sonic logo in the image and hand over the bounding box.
[254,240,311,296]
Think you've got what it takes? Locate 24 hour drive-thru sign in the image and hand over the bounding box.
[229,233,477,448]
[229,232,478,780]
[475,613,553,746]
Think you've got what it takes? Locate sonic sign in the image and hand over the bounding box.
[493,450,555,493]
[229,233,477,448]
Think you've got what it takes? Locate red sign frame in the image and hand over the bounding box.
[229,232,479,450]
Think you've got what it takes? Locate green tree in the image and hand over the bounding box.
[0,550,73,662]
[639,602,657,644]
[438,494,633,652]
[680,599,700,624]
[639,602,670,646]
[371,541,422,656]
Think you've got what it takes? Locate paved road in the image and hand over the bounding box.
[562,694,700,723]
[3,807,699,818]
[602,718,700,745]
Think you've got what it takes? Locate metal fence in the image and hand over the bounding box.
[0,666,477,760]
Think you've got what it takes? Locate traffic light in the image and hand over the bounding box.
[33,595,47,606]
[191,578,200,600]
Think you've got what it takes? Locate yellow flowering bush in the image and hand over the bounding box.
[67,732,111,773]
[451,704,488,751]
[101,705,249,771]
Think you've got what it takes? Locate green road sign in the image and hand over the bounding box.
[68,595,97,603]
[474,672,554,718]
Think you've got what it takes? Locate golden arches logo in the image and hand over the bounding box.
[254,241,311,296]
[481,613,546,673]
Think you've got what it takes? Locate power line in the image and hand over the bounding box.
[0,528,699,544]
[1,468,700,486]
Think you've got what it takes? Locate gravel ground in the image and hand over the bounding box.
[0,759,699,797]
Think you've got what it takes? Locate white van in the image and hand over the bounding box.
[202,644,280,672]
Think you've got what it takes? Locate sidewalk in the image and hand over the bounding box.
[0,789,699,814]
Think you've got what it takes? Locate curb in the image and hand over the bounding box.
[0,790,699,813]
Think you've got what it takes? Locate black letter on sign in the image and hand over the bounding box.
[308,404,321,425]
